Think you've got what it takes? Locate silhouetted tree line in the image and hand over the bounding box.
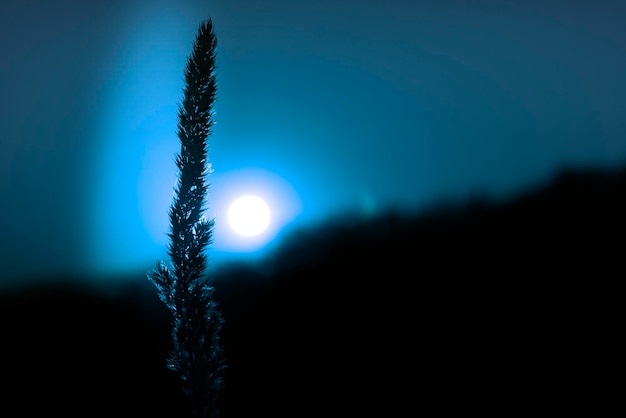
[1,163,622,416]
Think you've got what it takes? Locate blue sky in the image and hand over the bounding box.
[1,0,625,285]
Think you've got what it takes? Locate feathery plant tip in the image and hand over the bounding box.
[148,18,226,418]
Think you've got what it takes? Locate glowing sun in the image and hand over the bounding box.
[227,195,271,237]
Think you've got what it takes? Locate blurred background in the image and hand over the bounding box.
[2,0,626,286]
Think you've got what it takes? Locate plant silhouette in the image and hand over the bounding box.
[148,18,226,418]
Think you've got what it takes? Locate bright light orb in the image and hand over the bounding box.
[227,195,271,237]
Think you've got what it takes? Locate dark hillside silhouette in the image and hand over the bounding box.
[1,164,622,415]
[214,164,624,416]
[0,282,194,416]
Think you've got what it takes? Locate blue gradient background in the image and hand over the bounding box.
[2,0,625,286]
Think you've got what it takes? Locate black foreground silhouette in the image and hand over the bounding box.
[1,164,622,416]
